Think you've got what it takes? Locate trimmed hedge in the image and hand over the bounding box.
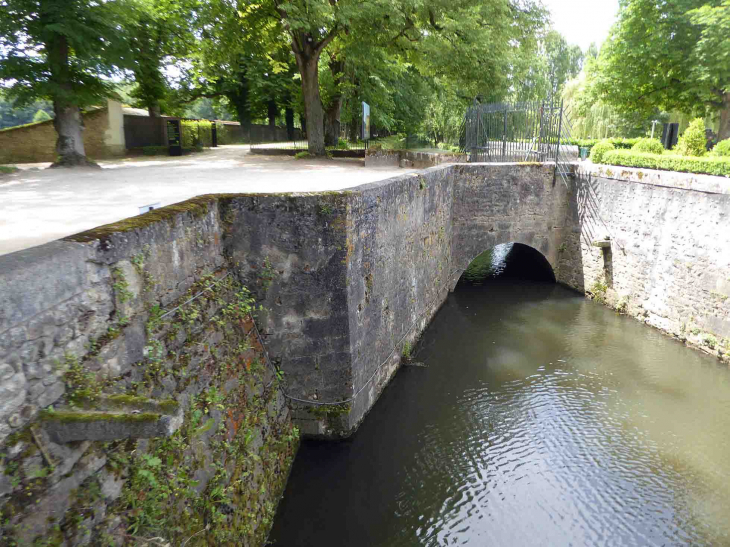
[600,149,730,177]
[569,137,641,152]
[631,138,664,154]
[711,139,730,157]
[590,140,615,164]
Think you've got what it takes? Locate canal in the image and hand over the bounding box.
[269,245,730,546]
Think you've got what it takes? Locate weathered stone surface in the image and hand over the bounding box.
[1,161,728,545]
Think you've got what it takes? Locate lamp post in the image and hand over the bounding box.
[651,120,660,139]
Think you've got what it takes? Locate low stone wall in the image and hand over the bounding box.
[0,101,126,164]
[364,148,467,168]
[0,200,297,545]
[559,163,730,359]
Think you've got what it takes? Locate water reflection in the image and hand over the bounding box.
[270,281,730,547]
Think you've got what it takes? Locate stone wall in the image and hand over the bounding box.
[450,163,574,288]
[364,148,467,168]
[0,199,298,546]
[0,101,126,164]
[558,163,730,360]
[2,162,729,544]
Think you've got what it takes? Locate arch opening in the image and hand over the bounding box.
[459,243,556,285]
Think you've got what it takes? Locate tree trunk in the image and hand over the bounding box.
[52,104,94,167]
[294,47,326,155]
[285,107,295,140]
[226,70,251,142]
[47,35,95,168]
[719,93,730,141]
[268,100,277,128]
[148,104,161,117]
[324,58,345,147]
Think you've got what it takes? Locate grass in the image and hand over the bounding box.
[0,165,19,174]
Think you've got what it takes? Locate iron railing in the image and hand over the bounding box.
[463,100,578,186]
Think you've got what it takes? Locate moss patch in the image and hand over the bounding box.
[40,410,160,423]
[64,195,219,243]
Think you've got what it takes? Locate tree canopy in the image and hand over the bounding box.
[582,0,730,139]
[0,0,588,162]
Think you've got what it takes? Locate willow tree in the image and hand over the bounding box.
[0,0,128,166]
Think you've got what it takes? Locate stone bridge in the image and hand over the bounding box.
[2,162,729,446]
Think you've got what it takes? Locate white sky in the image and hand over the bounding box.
[542,0,620,52]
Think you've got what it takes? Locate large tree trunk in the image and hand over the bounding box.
[226,69,251,142]
[292,33,329,156]
[47,36,95,168]
[52,104,92,167]
[148,104,161,117]
[719,93,730,141]
[324,58,345,147]
[298,57,326,155]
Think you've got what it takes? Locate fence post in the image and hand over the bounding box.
[554,100,563,186]
[502,107,508,161]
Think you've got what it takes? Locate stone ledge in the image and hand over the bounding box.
[41,409,183,443]
[578,162,730,195]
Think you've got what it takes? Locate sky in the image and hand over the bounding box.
[542,0,620,52]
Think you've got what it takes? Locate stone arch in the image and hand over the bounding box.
[457,242,556,286]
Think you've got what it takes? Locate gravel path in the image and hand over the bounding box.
[0,145,411,256]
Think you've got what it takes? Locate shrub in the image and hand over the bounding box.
[142,146,168,156]
[711,139,730,157]
[294,151,311,159]
[601,149,730,177]
[181,120,213,148]
[675,118,706,156]
[590,140,615,164]
[631,138,664,154]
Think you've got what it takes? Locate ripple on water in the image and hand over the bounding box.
[269,282,730,547]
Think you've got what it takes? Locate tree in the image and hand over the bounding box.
[586,0,730,140]
[233,0,547,155]
[125,0,200,117]
[0,0,128,166]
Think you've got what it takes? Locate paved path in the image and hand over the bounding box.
[0,145,412,256]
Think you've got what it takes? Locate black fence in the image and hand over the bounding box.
[463,100,578,185]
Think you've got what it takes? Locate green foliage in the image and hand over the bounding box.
[581,0,730,140]
[294,151,311,160]
[31,109,52,123]
[632,138,665,154]
[589,140,616,164]
[711,139,730,157]
[0,166,18,174]
[141,146,169,156]
[0,0,128,109]
[675,118,708,157]
[600,149,730,177]
[181,119,213,148]
[402,341,412,360]
[589,279,608,304]
[62,355,102,407]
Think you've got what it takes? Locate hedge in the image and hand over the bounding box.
[568,137,641,152]
[600,149,730,177]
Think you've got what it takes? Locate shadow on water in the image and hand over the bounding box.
[268,242,730,547]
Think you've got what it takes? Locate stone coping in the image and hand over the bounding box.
[578,162,730,195]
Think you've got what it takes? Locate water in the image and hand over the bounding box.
[269,280,730,546]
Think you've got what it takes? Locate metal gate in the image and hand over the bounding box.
[463,100,577,185]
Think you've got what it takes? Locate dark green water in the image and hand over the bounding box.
[269,280,730,546]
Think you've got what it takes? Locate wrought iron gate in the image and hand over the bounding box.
[462,100,577,186]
